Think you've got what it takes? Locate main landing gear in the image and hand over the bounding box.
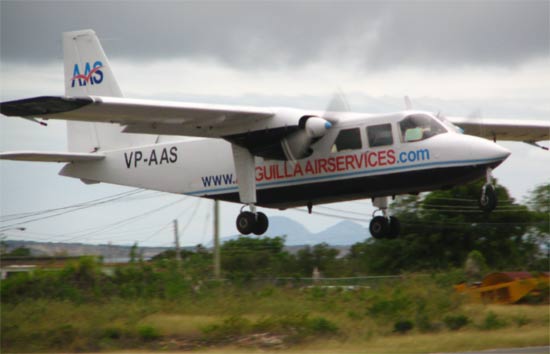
[479,168,497,212]
[232,144,269,236]
[236,205,269,235]
[369,196,400,240]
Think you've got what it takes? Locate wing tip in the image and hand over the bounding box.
[0,96,93,117]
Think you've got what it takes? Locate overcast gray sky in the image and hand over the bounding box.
[1,1,549,247]
[2,1,548,68]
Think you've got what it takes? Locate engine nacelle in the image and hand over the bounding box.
[304,116,333,138]
[281,116,332,160]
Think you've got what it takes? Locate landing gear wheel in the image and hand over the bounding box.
[388,216,401,239]
[370,216,389,240]
[479,184,497,212]
[253,212,269,235]
[236,211,256,235]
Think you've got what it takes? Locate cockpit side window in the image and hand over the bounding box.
[331,128,362,153]
[367,124,393,147]
[399,114,447,143]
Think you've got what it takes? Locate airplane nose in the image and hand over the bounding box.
[493,143,511,160]
[470,137,511,162]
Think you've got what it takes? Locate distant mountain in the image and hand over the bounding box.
[312,220,369,245]
[222,216,370,246]
[264,216,313,242]
[6,217,368,260]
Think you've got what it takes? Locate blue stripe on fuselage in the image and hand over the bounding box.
[187,156,506,196]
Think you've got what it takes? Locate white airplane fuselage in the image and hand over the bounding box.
[59,110,510,209]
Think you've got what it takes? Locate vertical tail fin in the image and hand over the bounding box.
[63,29,155,152]
[63,29,123,97]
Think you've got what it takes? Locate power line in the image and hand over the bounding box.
[0,189,143,222]
[135,198,201,245]
[294,208,369,223]
[294,205,546,228]
[0,189,146,230]
[57,197,188,243]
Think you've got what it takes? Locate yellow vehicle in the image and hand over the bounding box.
[455,272,549,304]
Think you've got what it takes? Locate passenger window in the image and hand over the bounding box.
[399,114,447,142]
[331,128,362,153]
[367,124,393,147]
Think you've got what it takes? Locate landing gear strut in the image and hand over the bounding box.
[369,197,400,239]
[479,168,497,212]
[232,144,269,236]
[236,205,269,235]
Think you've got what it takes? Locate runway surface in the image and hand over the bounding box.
[443,346,549,354]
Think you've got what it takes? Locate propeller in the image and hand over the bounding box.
[326,88,351,115]
[280,90,349,161]
[467,108,490,140]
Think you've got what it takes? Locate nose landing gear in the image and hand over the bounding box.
[369,197,400,239]
[479,168,497,212]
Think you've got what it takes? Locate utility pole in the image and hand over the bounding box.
[173,219,181,264]
[213,200,221,279]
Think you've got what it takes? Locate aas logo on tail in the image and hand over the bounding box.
[71,61,103,87]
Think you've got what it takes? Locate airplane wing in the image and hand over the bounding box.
[447,116,550,142]
[0,151,105,162]
[0,95,276,137]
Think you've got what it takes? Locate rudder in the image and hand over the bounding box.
[63,29,155,152]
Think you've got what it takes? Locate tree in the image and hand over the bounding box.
[0,237,7,255]
[7,246,32,257]
[347,179,542,273]
[129,242,139,263]
[295,243,341,277]
[221,236,292,279]
[526,183,550,214]
[524,183,550,270]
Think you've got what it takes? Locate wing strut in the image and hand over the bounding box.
[524,141,549,151]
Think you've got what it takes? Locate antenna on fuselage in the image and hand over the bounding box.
[404,96,413,110]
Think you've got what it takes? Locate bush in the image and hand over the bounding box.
[416,314,437,333]
[443,314,469,330]
[368,295,411,318]
[46,324,78,348]
[308,316,339,334]
[479,312,506,330]
[202,316,251,340]
[137,325,160,341]
[102,327,123,340]
[512,315,530,327]
[393,320,413,334]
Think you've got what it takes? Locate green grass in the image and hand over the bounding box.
[68,326,550,354]
[2,278,549,353]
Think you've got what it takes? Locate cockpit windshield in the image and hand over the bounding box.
[434,114,464,133]
[399,114,447,142]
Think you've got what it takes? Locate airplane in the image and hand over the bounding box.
[1,29,549,239]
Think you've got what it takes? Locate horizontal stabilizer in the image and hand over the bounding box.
[0,151,105,163]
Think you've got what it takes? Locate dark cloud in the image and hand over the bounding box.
[1,1,548,69]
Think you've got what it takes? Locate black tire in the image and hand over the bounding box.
[370,216,389,239]
[479,185,497,212]
[388,216,400,239]
[253,212,269,235]
[236,211,256,235]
